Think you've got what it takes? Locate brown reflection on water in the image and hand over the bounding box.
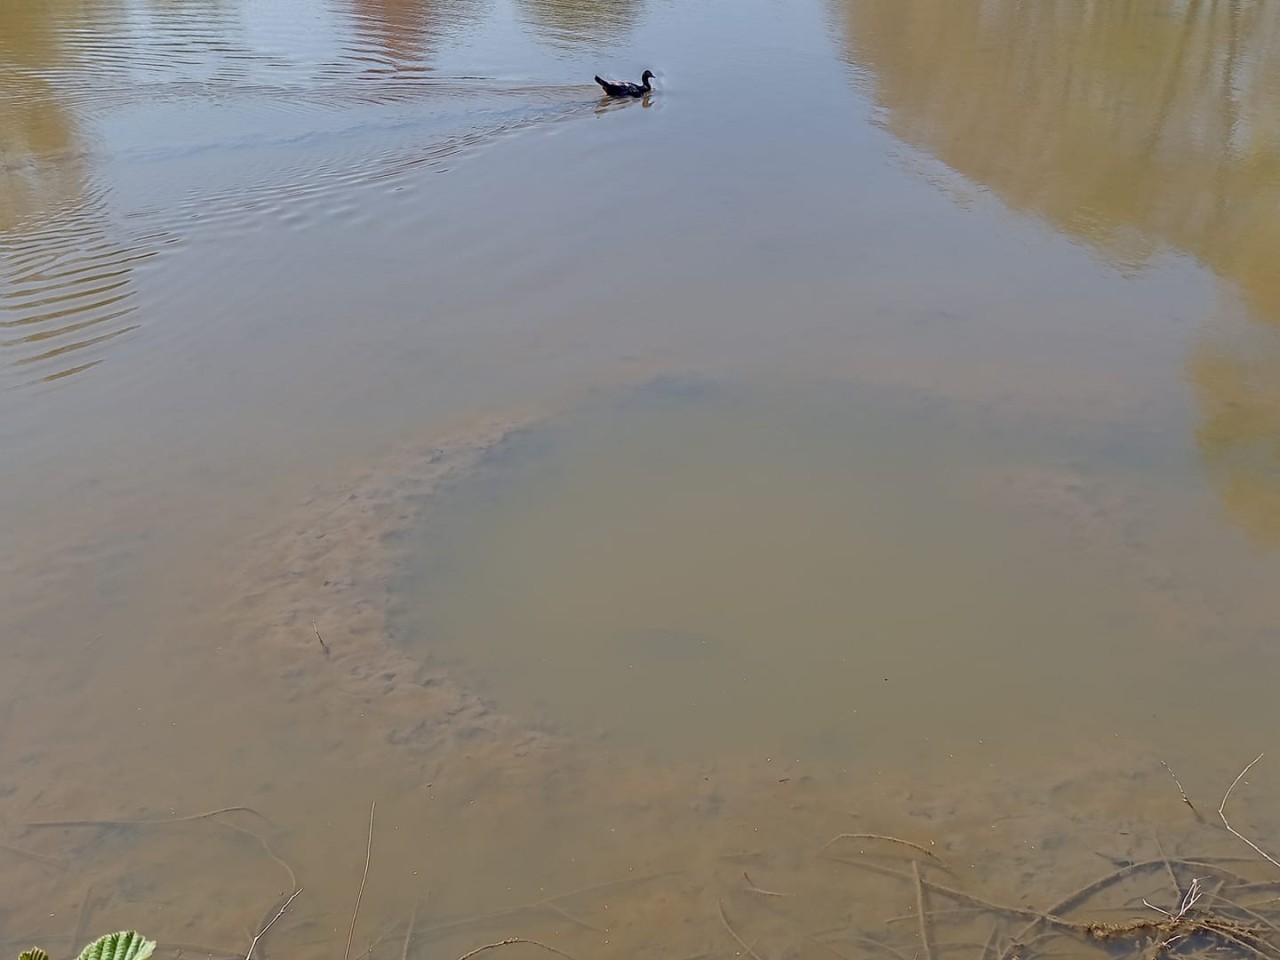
[0,79,81,235]
[0,0,147,384]
[517,0,644,47]
[0,0,94,230]
[836,0,1280,544]
[347,0,484,74]
[1190,314,1280,545]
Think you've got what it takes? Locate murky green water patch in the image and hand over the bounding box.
[391,379,1189,763]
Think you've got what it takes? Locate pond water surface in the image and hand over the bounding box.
[3,0,1280,958]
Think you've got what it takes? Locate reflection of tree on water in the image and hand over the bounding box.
[0,78,81,234]
[0,0,142,385]
[347,0,484,72]
[0,0,85,231]
[1190,319,1280,546]
[518,0,644,47]
[835,0,1280,545]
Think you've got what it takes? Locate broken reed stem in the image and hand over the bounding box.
[718,898,765,960]
[401,902,418,960]
[1220,754,1280,871]
[979,924,999,960]
[344,801,377,960]
[820,833,942,863]
[312,619,330,655]
[743,872,790,898]
[1206,892,1280,934]
[244,887,302,960]
[454,939,578,960]
[996,858,1167,958]
[217,816,299,892]
[829,851,1244,960]
[823,855,1064,925]
[27,806,268,829]
[912,860,933,960]
[1161,760,1200,817]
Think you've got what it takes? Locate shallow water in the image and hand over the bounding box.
[3,0,1280,955]
[398,379,1280,765]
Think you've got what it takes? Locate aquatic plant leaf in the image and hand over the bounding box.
[75,933,155,960]
[20,949,51,960]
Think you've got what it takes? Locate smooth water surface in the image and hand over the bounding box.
[3,0,1280,954]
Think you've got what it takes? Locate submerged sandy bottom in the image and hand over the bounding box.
[4,386,1280,960]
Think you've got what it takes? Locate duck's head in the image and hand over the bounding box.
[642,69,654,83]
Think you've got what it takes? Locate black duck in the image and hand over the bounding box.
[594,70,654,98]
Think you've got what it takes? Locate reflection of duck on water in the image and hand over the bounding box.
[594,69,654,97]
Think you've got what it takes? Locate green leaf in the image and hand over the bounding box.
[20,949,51,960]
[75,933,155,960]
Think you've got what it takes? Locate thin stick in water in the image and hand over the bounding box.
[217,817,299,892]
[401,902,419,960]
[979,924,999,960]
[244,887,302,960]
[455,939,577,960]
[28,806,268,828]
[344,801,377,960]
[820,833,941,862]
[1220,754,1280,871]
[717,899,764,960]
[912,860,933,960]
[743,872,791,898]
[312,620,329,656]
[1161,760,1199,816]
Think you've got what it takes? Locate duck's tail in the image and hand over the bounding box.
[594,76,607,89]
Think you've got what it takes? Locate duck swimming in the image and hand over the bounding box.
[594,70,654,98]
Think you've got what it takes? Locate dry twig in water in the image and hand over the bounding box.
[1161,760,1200,817]
[912,861,933,960]
[979,924,999,960]
[824,855,1065,926]
[820,833,942,863]
[743,872,790,898]
[1221,754,1280,871]
[455,939,577,960]
[244,887,302,960]
[217,817,299,892]
[401,902,419,960]
[344,801,377,960]
[718,899,765,960]
[28,806,268,829]
[312,620,330,656]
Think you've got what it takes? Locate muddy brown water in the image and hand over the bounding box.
[3,0,1280,958]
